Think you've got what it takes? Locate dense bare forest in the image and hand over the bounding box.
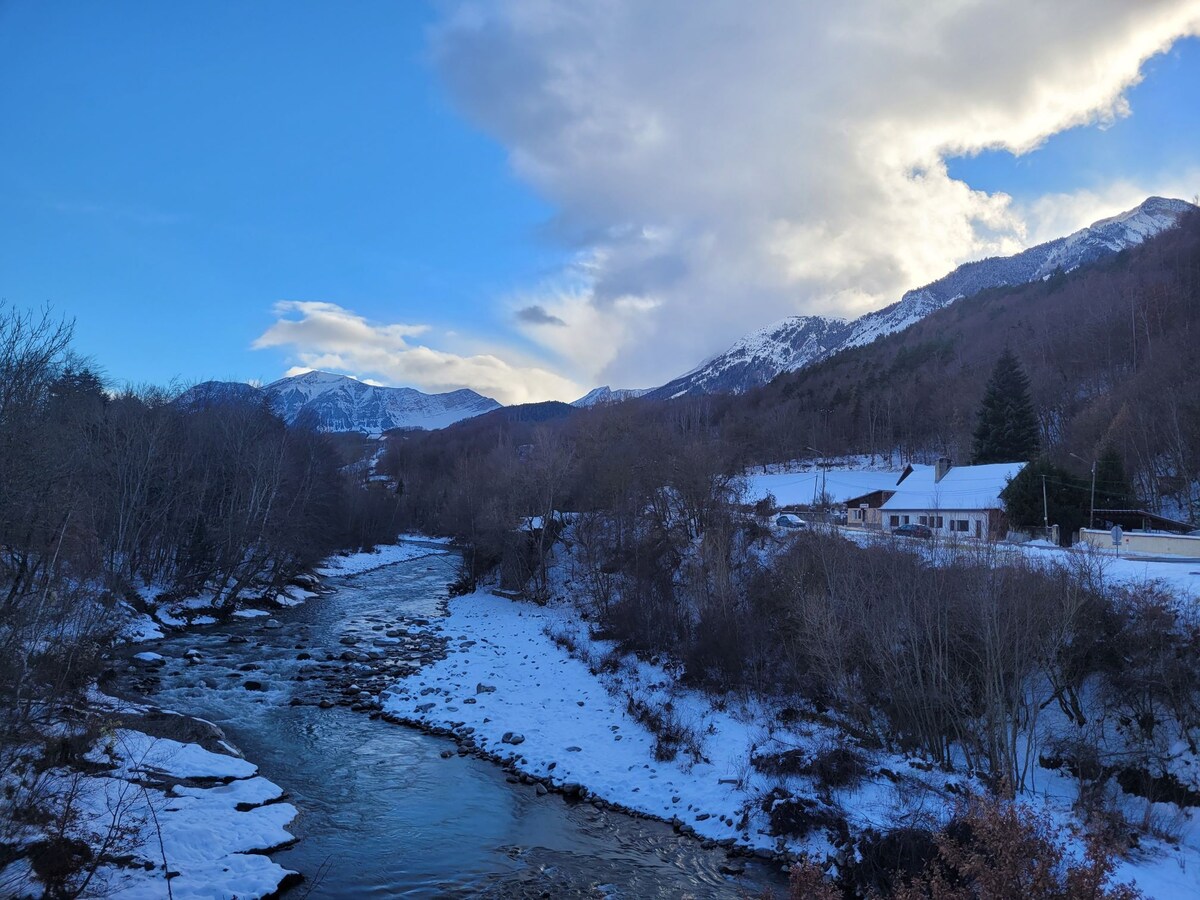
[0,307,400,884]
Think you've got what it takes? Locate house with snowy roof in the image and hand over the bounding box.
[879,458,1025,540]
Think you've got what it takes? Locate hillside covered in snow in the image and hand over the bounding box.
[181,371,501,434]
[643,196,1195,399]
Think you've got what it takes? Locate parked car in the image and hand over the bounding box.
[775,513,808,530]
[893,523,934,539]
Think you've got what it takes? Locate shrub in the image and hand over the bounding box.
[891,795,1144,900]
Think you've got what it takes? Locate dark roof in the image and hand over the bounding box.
[843,489,895,507]
[1094,509,1195,534]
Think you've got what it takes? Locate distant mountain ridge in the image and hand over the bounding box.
[180,371,501,433]
[571,386,650,407]
[641,196,1196,400]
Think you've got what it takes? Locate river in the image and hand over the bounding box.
[112,547,786,898]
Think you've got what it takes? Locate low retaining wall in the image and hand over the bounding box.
[1079,528,1200,558]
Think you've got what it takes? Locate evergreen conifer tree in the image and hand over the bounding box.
[1095,443,1135,509]
[972,349,1040,464]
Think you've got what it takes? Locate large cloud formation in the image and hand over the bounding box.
[253,301,582,405]
[434,0,1200,391]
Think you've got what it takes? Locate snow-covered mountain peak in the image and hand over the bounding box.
[571,385,650,407]
[183,371,500,433]
[642,196,1195,400]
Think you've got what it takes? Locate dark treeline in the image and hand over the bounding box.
[1,306,399,743]
[383,209,1200,557]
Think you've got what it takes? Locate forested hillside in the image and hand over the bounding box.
[382,208,1200,545]
[734,208,1200,518]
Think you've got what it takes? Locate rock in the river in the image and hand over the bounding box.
[475,683,496,695]
[243,680,266,691]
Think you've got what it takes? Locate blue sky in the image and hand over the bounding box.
[2,2,1199,401]
[0,1,565,387]
[947,37,1200,202]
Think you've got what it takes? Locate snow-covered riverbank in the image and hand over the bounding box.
[379,587,961,862]
[3,539,448,898]
[0,695,299,899]
[378,573,1200,897]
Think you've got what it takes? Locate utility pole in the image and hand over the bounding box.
[1069,452,1098,530]
[1089,460,1097,530]
[805,446,827,517]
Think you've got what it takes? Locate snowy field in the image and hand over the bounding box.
[83,728,300,899]
[743,466,912,507]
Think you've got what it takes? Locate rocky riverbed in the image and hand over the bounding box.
[105,545,786,897]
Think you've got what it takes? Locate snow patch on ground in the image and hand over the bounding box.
[381,589,955,857]
[317,536,454,577]
[0,726,299,899]
[88,730,259,781]
[121,607,165,641]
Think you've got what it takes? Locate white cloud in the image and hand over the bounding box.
[253,301,583,405]
[434,0,1200,388]
[1017,171,1200,244]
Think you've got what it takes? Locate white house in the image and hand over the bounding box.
[880,458,1025,539]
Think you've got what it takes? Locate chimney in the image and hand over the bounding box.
[935,457,952,483]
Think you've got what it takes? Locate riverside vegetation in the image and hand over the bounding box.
[0,305,400,895]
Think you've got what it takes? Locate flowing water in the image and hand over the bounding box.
[112,548,786,898]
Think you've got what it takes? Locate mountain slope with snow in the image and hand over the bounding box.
[644,196,1195,399]
[571,386,651,407]
[181,372,501,433]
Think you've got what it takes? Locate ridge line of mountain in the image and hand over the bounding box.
[569,195,1196,405]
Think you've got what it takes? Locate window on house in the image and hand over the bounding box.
[902,515,910,525]
[952,519,969,532]
[918,515,928,525]
[889,515,900,527]
[934,516,944,529]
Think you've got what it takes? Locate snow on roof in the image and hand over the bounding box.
[744,467,916,506]
[880,462,1025,512]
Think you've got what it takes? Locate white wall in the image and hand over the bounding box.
[1079,528,1200,558]
[882,509,988,537]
